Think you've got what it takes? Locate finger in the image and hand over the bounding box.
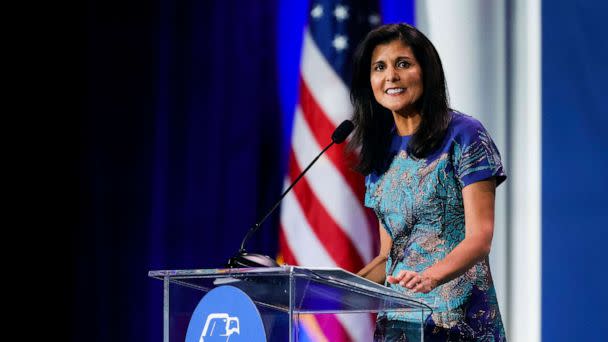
[387,274,403,283]
[405,275,420,289]
[389,270,408,283]
[396,270,409,280]
[399,272,416,287]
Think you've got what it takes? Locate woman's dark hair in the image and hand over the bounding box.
[349,23,450,174]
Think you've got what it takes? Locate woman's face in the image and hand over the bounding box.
[370,40,423,116]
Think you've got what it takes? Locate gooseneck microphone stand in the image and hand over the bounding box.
[227,120,354,268]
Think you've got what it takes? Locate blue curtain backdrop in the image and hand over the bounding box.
[542,1,608,341]
[77,1,281,340]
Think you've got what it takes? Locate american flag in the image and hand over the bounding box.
[279,1,381,340]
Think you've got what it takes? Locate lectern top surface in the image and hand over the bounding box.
[148,266,432,313]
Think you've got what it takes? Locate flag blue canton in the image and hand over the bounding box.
[307,0,381,84]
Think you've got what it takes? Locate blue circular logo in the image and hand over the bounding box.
[185,285,266,342]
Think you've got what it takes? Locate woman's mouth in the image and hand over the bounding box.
[385,88,405,95]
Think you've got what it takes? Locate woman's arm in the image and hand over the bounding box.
[387,178,497,293]
[357,220,392,284]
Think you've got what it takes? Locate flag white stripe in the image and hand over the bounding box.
[280,182,336,267]
[291,108,373,263]
[335,313,374,342]
[301,29,353,127]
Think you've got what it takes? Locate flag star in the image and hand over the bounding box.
[334,5,349,21]
[368,13,381,26]
[311,4,323,19]
[332,35,348,51]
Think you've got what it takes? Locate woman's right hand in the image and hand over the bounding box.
[387,269,439,294]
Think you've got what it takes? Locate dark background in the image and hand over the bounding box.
[75,0,283,340]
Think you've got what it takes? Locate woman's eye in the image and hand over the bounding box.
[373,64,385,71]
[397,61,410,68]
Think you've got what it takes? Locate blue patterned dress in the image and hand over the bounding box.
[366,112,507,341]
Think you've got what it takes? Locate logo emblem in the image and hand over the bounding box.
[185,286,266,342]
[199,313,240,341]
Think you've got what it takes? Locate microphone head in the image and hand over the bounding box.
[331,120,355,144]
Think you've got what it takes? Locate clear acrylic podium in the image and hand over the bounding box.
[148,266,431,341]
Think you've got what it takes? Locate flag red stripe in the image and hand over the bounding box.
[314,314,351,341]
[300,77,379,239]
[299,77,366,201]
[288,150,365,271]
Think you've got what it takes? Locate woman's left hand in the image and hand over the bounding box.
[386,270,439,294]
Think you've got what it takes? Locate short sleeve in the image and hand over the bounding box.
[454,121,507,188]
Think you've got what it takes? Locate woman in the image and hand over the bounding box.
[352,24,507,341]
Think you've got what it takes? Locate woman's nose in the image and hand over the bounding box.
[386,67,400,82]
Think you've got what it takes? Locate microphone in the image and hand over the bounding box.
[227,120,355,268]
[331,120,354,144]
